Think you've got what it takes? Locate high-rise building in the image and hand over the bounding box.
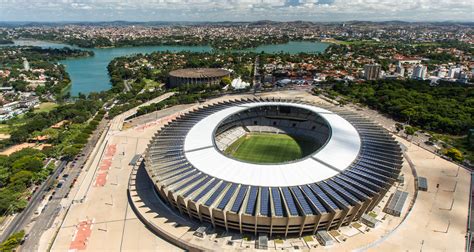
[396,65,405,77]
[364,64,381,80]
[411,64,427,80]
[447,66,461,79]
[23,58,30,71]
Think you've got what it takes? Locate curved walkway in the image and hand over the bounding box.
[127,163,209,251]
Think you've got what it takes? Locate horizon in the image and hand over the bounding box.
[1,0,473,23]
[0,19,473,24]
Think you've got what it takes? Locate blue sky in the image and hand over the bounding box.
[0,0,473,22]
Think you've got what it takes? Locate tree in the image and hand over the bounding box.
[11,156,44,173]
[444,148,464,162]
[9,170,33,186]
[395,123,404,132]
[62,146,80,161]
[220,76,232,87]
[404,126,416,140]
[0,230,25,252]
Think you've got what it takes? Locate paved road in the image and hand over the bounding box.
[0,160,67,243]
[19,118,110,251]
[17,94,170,250]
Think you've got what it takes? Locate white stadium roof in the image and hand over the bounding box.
[184,102,361,187]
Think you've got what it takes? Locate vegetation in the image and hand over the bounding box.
[331,79,473,163]
[108,51,255,90]
[444,148,464,162]
[332,80,473,135]
[0,148,46,213]
[0,230,25,251]
[0,96,106,212]
[0,46,93,97]
[134,84,223,117]
[34,102,58,113]
[7,98,103,144]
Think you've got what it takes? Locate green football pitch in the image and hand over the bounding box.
[224,132,314,164]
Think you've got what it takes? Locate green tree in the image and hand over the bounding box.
[444,148,464,162]
[11,156,44,173]
[0,230,25,252]
[220,76,232,86]
[62,146,80,161]
[9,170,33,186]
[404,126,416,140]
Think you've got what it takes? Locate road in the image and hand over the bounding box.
[16,93,173,250]
[19,118,110,251]
[0,160,67,242]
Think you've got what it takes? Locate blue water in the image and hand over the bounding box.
[8,40,329,95]
[60,45,213,95]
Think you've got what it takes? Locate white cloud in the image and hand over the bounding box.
[0,0,472,21]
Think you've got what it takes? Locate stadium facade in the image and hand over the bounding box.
[168,68,230,88]
[144,98,403,236]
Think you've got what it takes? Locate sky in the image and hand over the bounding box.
[0,0,473,22]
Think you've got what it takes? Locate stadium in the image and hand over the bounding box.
[143,98,403,236]
[168,68,231,88]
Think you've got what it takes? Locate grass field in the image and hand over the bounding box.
[34,102,58,113]
[225,132,314,164]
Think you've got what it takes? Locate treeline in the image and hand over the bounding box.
[0,47,93,65]
[7,98,103,144]
[332,80,473,135]
[0,148,48,213]
[0,101,106,214]
[54,109,106,161]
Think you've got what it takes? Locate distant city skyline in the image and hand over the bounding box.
[0,0,473,22]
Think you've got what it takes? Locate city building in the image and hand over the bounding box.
[396,64,405,77]
[393,55,422,65]
[23,58,30,71]
[364,64,381,80]
[447,66,462,79]
[411,64,428,80]
[168,68,230,88]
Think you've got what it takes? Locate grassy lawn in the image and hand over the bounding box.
[34,102,58,113]
[0,124,11,134]
[0,117,28,134]
[225,132,313,164]
[143,78,162,90]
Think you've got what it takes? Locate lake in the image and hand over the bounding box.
[7,40,329,95]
